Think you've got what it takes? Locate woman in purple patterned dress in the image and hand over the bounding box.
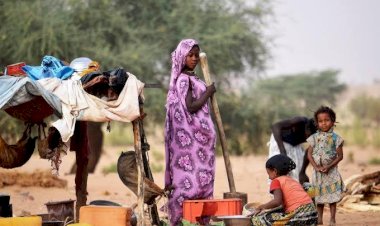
[164,39,216,225]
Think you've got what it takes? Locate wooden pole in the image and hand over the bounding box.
[75,148,88,222]
[132,119,145,226]
[138,102,161,226]
[199,52,236,193]
[73,121,89,222]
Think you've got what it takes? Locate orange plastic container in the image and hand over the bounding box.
[183,198,242,223]
[79,206,132,226]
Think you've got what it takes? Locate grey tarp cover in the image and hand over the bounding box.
[0,75,62,118]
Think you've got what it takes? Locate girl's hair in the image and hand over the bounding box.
[266,154,296,176]
[314,105,336,122]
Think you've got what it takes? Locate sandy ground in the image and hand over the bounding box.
[1,142,379,226]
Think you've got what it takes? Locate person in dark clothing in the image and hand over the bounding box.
[268,116,317,184]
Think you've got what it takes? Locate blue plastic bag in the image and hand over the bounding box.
[22,55,74,80]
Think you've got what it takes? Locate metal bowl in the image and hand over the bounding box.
[218,215,251,226]
[69,57,92,73]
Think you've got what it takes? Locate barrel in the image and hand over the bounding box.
[79,206,132,226]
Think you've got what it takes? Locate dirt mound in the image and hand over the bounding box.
[0,169,67,188]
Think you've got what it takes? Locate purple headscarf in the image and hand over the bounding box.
[166,39,199,106]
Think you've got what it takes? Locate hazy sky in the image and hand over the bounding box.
[265,0,380,85]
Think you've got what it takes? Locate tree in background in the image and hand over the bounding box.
[0,1,350,158]
[251,70,345,117]
[346,94,380,148]
[0,0,82,64]
[67,0,273,124]
[0,0,273,172]
[0,0,272,122]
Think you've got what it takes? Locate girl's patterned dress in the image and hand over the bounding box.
[165,73,216,225]
[306,130,344,204]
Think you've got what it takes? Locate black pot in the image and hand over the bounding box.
[0,204,12,217]
[89,200,121,206]
[45,200,75,222]
[0,195,10,206]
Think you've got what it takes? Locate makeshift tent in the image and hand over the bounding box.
[0,71,161,225]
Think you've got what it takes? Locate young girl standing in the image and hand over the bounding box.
[307,106,344,226]
[164,39,216,225]
[250,154,318,226]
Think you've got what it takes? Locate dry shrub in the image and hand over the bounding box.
[0,169,67,188]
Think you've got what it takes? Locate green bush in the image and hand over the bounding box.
[350,120,368,147]
[152,150,164,162]
[372,129,380,148]
[347,151,354,163]
[150,163,164,173]
[104,122,134,146]
[102,163,117,174]
[350,95,380,126]
[369,157,380,165]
